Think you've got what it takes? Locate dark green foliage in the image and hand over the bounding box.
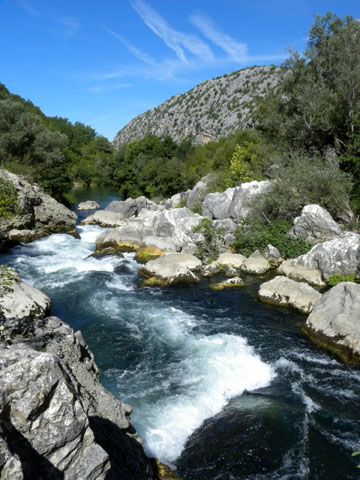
[232,219,311,259]
[254,153,353,222]
[0,178,18,218]
[192,218,220,262]
[328,273,356,286]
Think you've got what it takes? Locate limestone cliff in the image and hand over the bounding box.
[113,65,280,146]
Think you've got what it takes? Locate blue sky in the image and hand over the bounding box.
[1,0,359,141]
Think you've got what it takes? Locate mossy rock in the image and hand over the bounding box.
[91,248,124,258]
[96,241,140,253]
[210,277,245,290]
[151,458,182,479]
[134,245,166,264]
[302,325,360,367]
[142,276,170,287]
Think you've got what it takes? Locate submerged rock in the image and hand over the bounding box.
[258,275,322,314]
[77,200,100,210]
[210,276,245,290]
[0,169,77,249]
[304,282,360,365]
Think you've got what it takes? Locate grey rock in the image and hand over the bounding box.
[288,204,343,242]
[113,66,281,146]
[140,253,202,286]
[187,174,216,210]
[0,273,50,322]
[202,188,235,220]
[305,282,360,362]
[278,259,325,287]
[228,181,271,220]
[292,232,360,281]
[105,198,138,217]
[213,218,237,234]
[210,276,245,290]
[241,250,270,275]
[82,211,127,227]
[217,252,246,269]
[264,244,282,266]
[0,169,77,248]
[0,276,157,480]
[77,201,100,211]
[258,275,322,314]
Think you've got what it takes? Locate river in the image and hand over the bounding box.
[2,187,360,479]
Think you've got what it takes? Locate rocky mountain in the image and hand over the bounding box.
[113,65,281,146]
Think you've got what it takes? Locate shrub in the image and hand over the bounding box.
[232,219,311,259]
[253,153,353,222]
[328,273,356,286]
[0,178,18,218]
[192,218,220,262]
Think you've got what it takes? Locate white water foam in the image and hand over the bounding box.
[102,300,276,464]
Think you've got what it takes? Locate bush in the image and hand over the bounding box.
[192,218,220,262]
[328,273,356,286]
[253,153,353,221]
[232,219,311,259]
[0,178,18,218]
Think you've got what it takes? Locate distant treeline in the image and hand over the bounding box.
[0,13,359,223]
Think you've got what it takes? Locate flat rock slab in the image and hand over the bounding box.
[82,211,127,227]
[258,275,322,314]
[140,253,202,286]
[278,259,325,287]
[304,281,360,364]
[77,201,100,210]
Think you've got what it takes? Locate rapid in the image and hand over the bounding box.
[2,188,360,479]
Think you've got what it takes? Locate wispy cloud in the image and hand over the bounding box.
[131,0,214,63]
[190,14,248,62]
[102,25,157,65]
[55,16,80,38]
[17,0,80,38]
[88,82,134,93]
[17,0,41,17]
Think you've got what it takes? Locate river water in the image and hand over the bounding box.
[2,188,360,479]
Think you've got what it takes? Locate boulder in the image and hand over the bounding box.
[210,276,245,290]
[0,169,77,248]
[187,174,216,210]
[139,253,202,287]
[304,282,360,364]
[202,188,235,220]
[291,232,360,281]
[0,275,159,479]
[134,245,166,264]
[213,218,237,234]
[141,236,178,253]
[0,271,50,322]
[77,201,100,211]
[82,210,127,227]
[278,259,325,287]
[0,344,110,479]
[105,198,138,217]
[241,250,270,275]
[258,275,322,314]
[217,252,246,269]
[165,192,184,209]
[95,224,145,252]
[228,181,271,220]
[264,244,282,266]
[288,204,343,242]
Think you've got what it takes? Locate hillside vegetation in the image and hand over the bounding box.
[114,65,280,146]
[0,12,359,228]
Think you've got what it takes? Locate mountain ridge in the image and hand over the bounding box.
[113,65,281,146]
